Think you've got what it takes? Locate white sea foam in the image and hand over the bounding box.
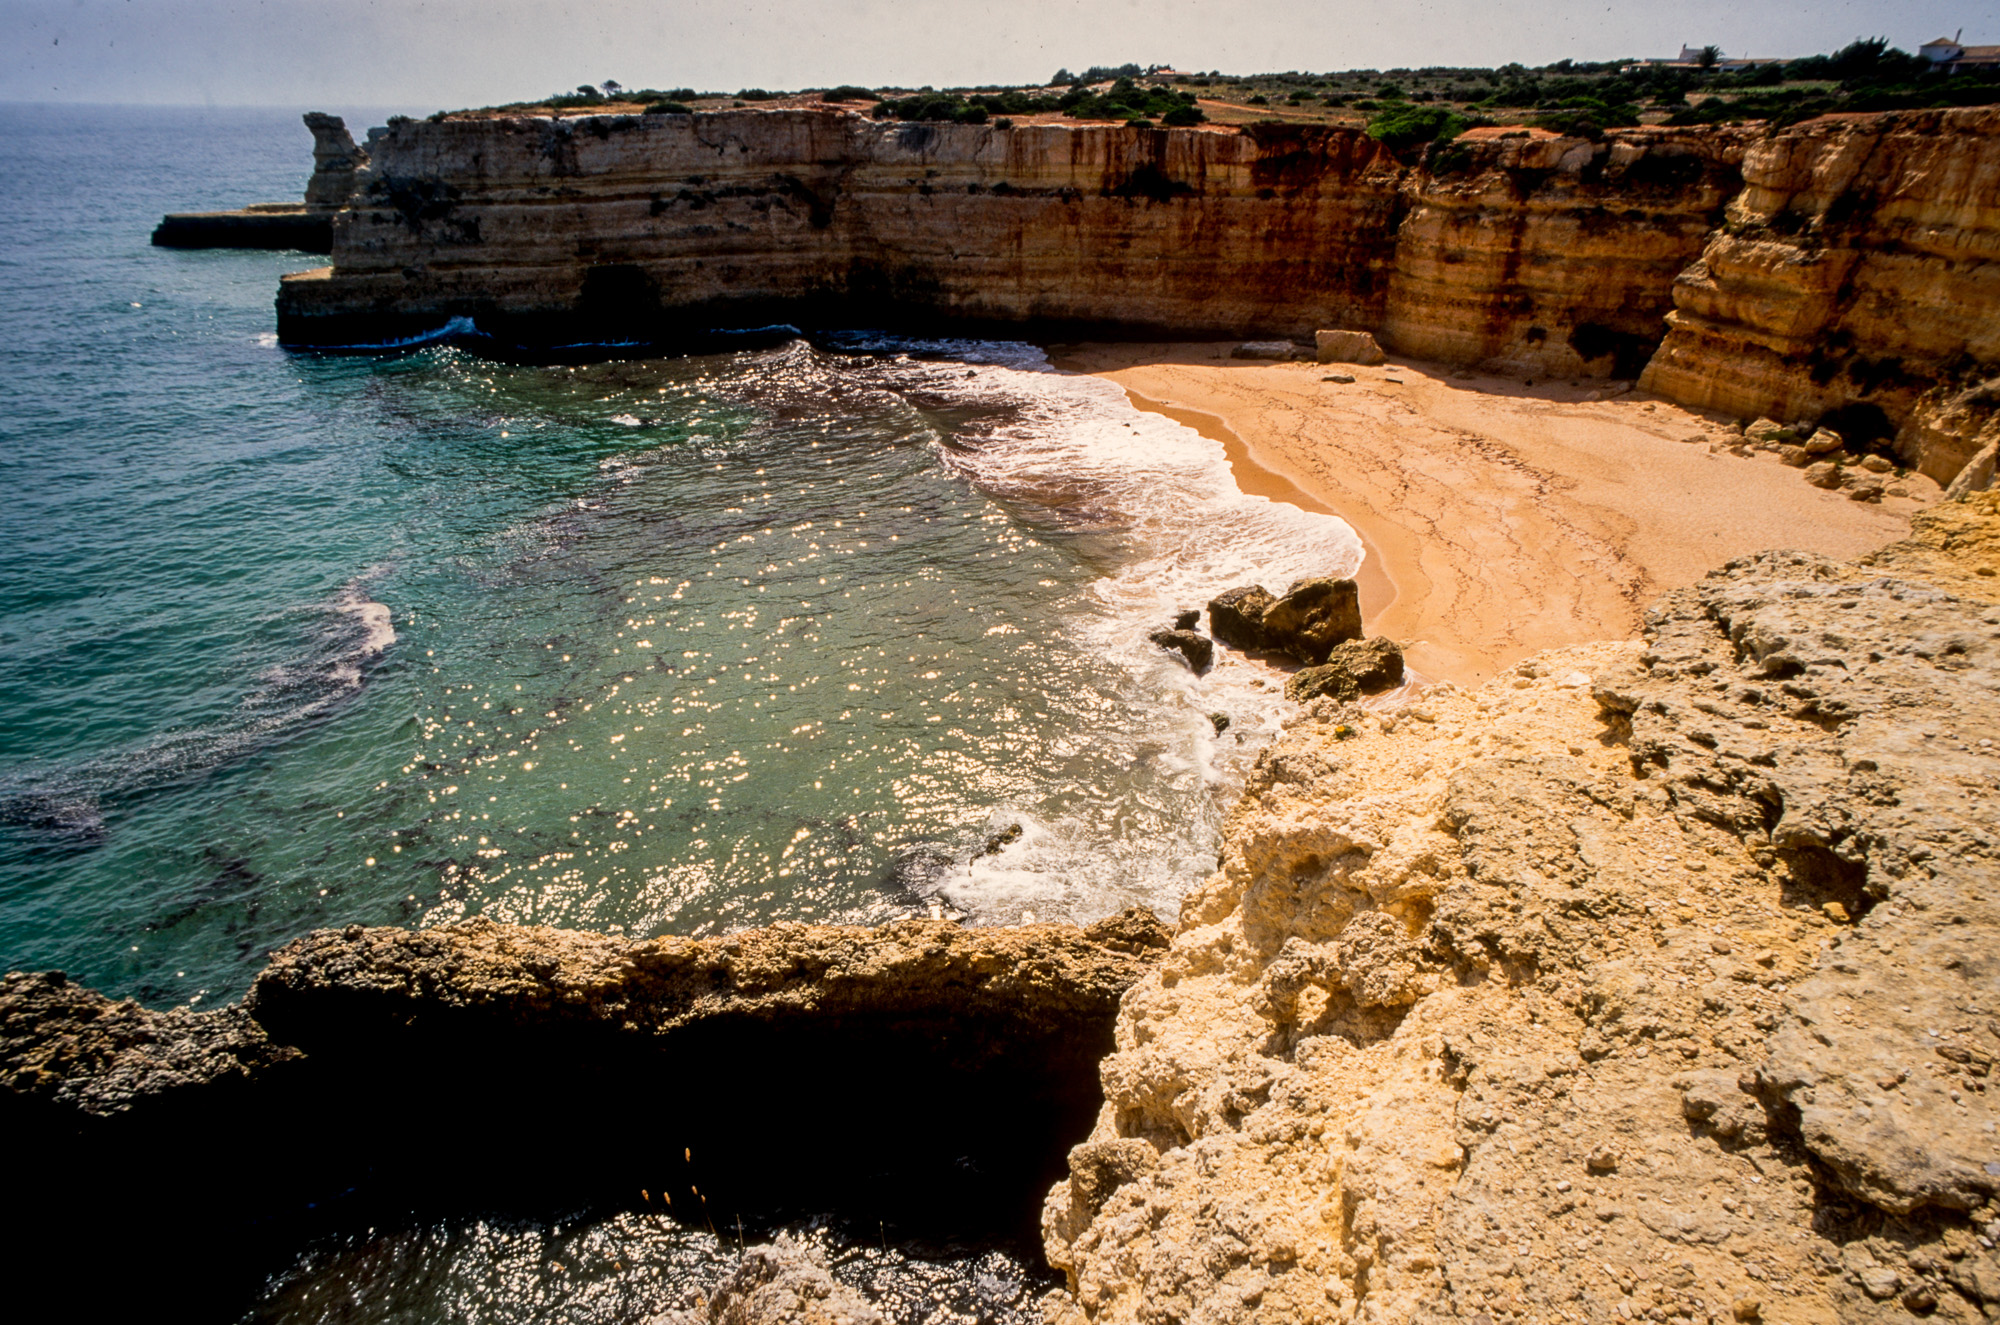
[846,338,1365,925]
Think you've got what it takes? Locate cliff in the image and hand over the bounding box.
[1041,493,2000,1324]
[1380,125,1750,378]
[1640,108,2000,484]
[271,105,2000,489]
[274,110,1738,373]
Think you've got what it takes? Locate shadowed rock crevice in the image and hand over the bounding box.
[2,910,1167,1318]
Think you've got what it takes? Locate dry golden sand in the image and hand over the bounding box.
[1057,342,1938,684]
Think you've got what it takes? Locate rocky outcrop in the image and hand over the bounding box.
[151,112,364,251]
[1641,109,2000,482]
[1282,636,1404,703]
[661,1236,885,1325]
[2,910,1166,1315]
[1042,498,2000,1323]
[302,112,368,213]
[1207,579,1364,664]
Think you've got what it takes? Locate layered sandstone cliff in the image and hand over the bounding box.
[272,110,1742,383]
[1381,126,1750,378]
[1041,494,2000,1324]
[1640,109,2000,483]
[272,105,2000,487]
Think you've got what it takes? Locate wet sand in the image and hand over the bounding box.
[1057,343,1935,684]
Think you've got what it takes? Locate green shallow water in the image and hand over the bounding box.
[0,103,1363,1321]
[0,105,1360,1012]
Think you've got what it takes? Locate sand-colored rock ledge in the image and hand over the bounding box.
[1043,497,2000,1324]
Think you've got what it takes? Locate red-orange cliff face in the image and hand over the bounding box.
[278,106,2000,486]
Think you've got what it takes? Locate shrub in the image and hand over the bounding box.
[1246,94,1270,105]
[1061,79,1201,122]
[1365,103,1470,150]
[1531,96,1640,138]
[1160,103,1204,126]
[642,100,693,115]
[994,116,1015,130]
[737,88,777,101]
[821,86,880,103]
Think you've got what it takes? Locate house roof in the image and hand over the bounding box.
[1926,36,1961,46]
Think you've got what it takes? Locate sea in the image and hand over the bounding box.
[0,103,1362,1321]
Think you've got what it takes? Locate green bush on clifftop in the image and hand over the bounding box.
[1365,102,1471,149]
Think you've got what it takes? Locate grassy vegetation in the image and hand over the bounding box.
[442,41,2000,131]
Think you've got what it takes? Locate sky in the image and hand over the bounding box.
[2,0,1994,109]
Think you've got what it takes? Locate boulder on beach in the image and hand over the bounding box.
[1148,628,1214,674]
[1172,608,1199,631]
[1315,329,1386,366]
[1260,578,1363,664]
[1206,585,1278,650]
[1230,341,1301,361]
[1282,636,1404,703]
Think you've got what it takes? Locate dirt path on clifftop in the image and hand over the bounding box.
[1057,343,1932,684]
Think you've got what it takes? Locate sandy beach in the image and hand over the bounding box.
[1057,342,1936,684]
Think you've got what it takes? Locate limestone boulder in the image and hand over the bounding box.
[1206,585,1277,651]
[1315,328,1386,366]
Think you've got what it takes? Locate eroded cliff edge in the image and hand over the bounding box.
[1042,494,2000,1324]
[0,912,1167,1311]
[277,106,2000,487]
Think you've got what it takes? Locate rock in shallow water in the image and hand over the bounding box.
[1205,585,1277,651]
[1147,627,1213,673]
[657,1235,884,1325]
[1205,578,1363,665]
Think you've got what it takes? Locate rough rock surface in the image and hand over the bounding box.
[302,112,368,213]
[1316,330,1387,366]
[1043,508,2000,1323]
[0,968,299,1117]
[659,1236,884,1325]
[1151,628,1216,674]
[248,909,1168,1051]
[4,911,1168,1315]
[1207,580,1364,665]
[1209,586,1281,651]
[1260,579,1366,665]
[1284,637,1405,704]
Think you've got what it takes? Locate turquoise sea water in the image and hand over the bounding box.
[0,103,1361,1318]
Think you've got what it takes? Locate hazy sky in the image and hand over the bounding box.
[4,0,1992,108]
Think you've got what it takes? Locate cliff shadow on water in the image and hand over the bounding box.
[1,913,1169,1317]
